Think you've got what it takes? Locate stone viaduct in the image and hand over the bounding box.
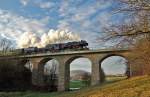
[0,49,142,91]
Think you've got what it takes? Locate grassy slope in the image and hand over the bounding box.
[0,75,150,97]
[67,75,150,97]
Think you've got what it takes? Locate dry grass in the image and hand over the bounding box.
[56,75,150,97]
[0,75,150,97]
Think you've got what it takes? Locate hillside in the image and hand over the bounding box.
[64,76,150,97]
[57,75,150,97]
[0,75,150,97]
[70,70,90,80]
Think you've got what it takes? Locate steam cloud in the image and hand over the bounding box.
[17,29,80,48]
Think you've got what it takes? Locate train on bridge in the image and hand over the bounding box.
[13,40,89,55]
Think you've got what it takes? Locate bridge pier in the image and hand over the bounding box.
[91,57,101,86]
[30,58,45,87]
[57,58,70,91]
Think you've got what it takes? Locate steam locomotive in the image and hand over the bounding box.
[13,40,89,55]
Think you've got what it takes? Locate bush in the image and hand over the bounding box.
[0,63,31,91]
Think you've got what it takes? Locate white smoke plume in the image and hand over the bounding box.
[17,29,80,48]
[17,32,41,48]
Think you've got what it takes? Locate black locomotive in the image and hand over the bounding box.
[13,40,88,55]
[45,40,88,51]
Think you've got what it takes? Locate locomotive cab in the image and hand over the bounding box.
[80,40,88,48]
[80,40,88,45]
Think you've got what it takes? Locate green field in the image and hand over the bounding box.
[0,75,150,97]
[69,76,127,89]
[70,80,90,89]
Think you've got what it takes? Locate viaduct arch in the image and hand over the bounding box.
[100,54,130,76]
[0,49,143,91]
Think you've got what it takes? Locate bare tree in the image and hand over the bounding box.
[98,0,150,48]
[49,60,57,80]
[0,38,13,54]
[44,60,58,91]
[128,38,150,75]
[98,0,150,75]
[81,72,91,86]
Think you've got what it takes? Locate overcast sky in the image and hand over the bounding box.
[0,0,127,48]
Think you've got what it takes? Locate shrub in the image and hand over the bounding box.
[0,63,31,91]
